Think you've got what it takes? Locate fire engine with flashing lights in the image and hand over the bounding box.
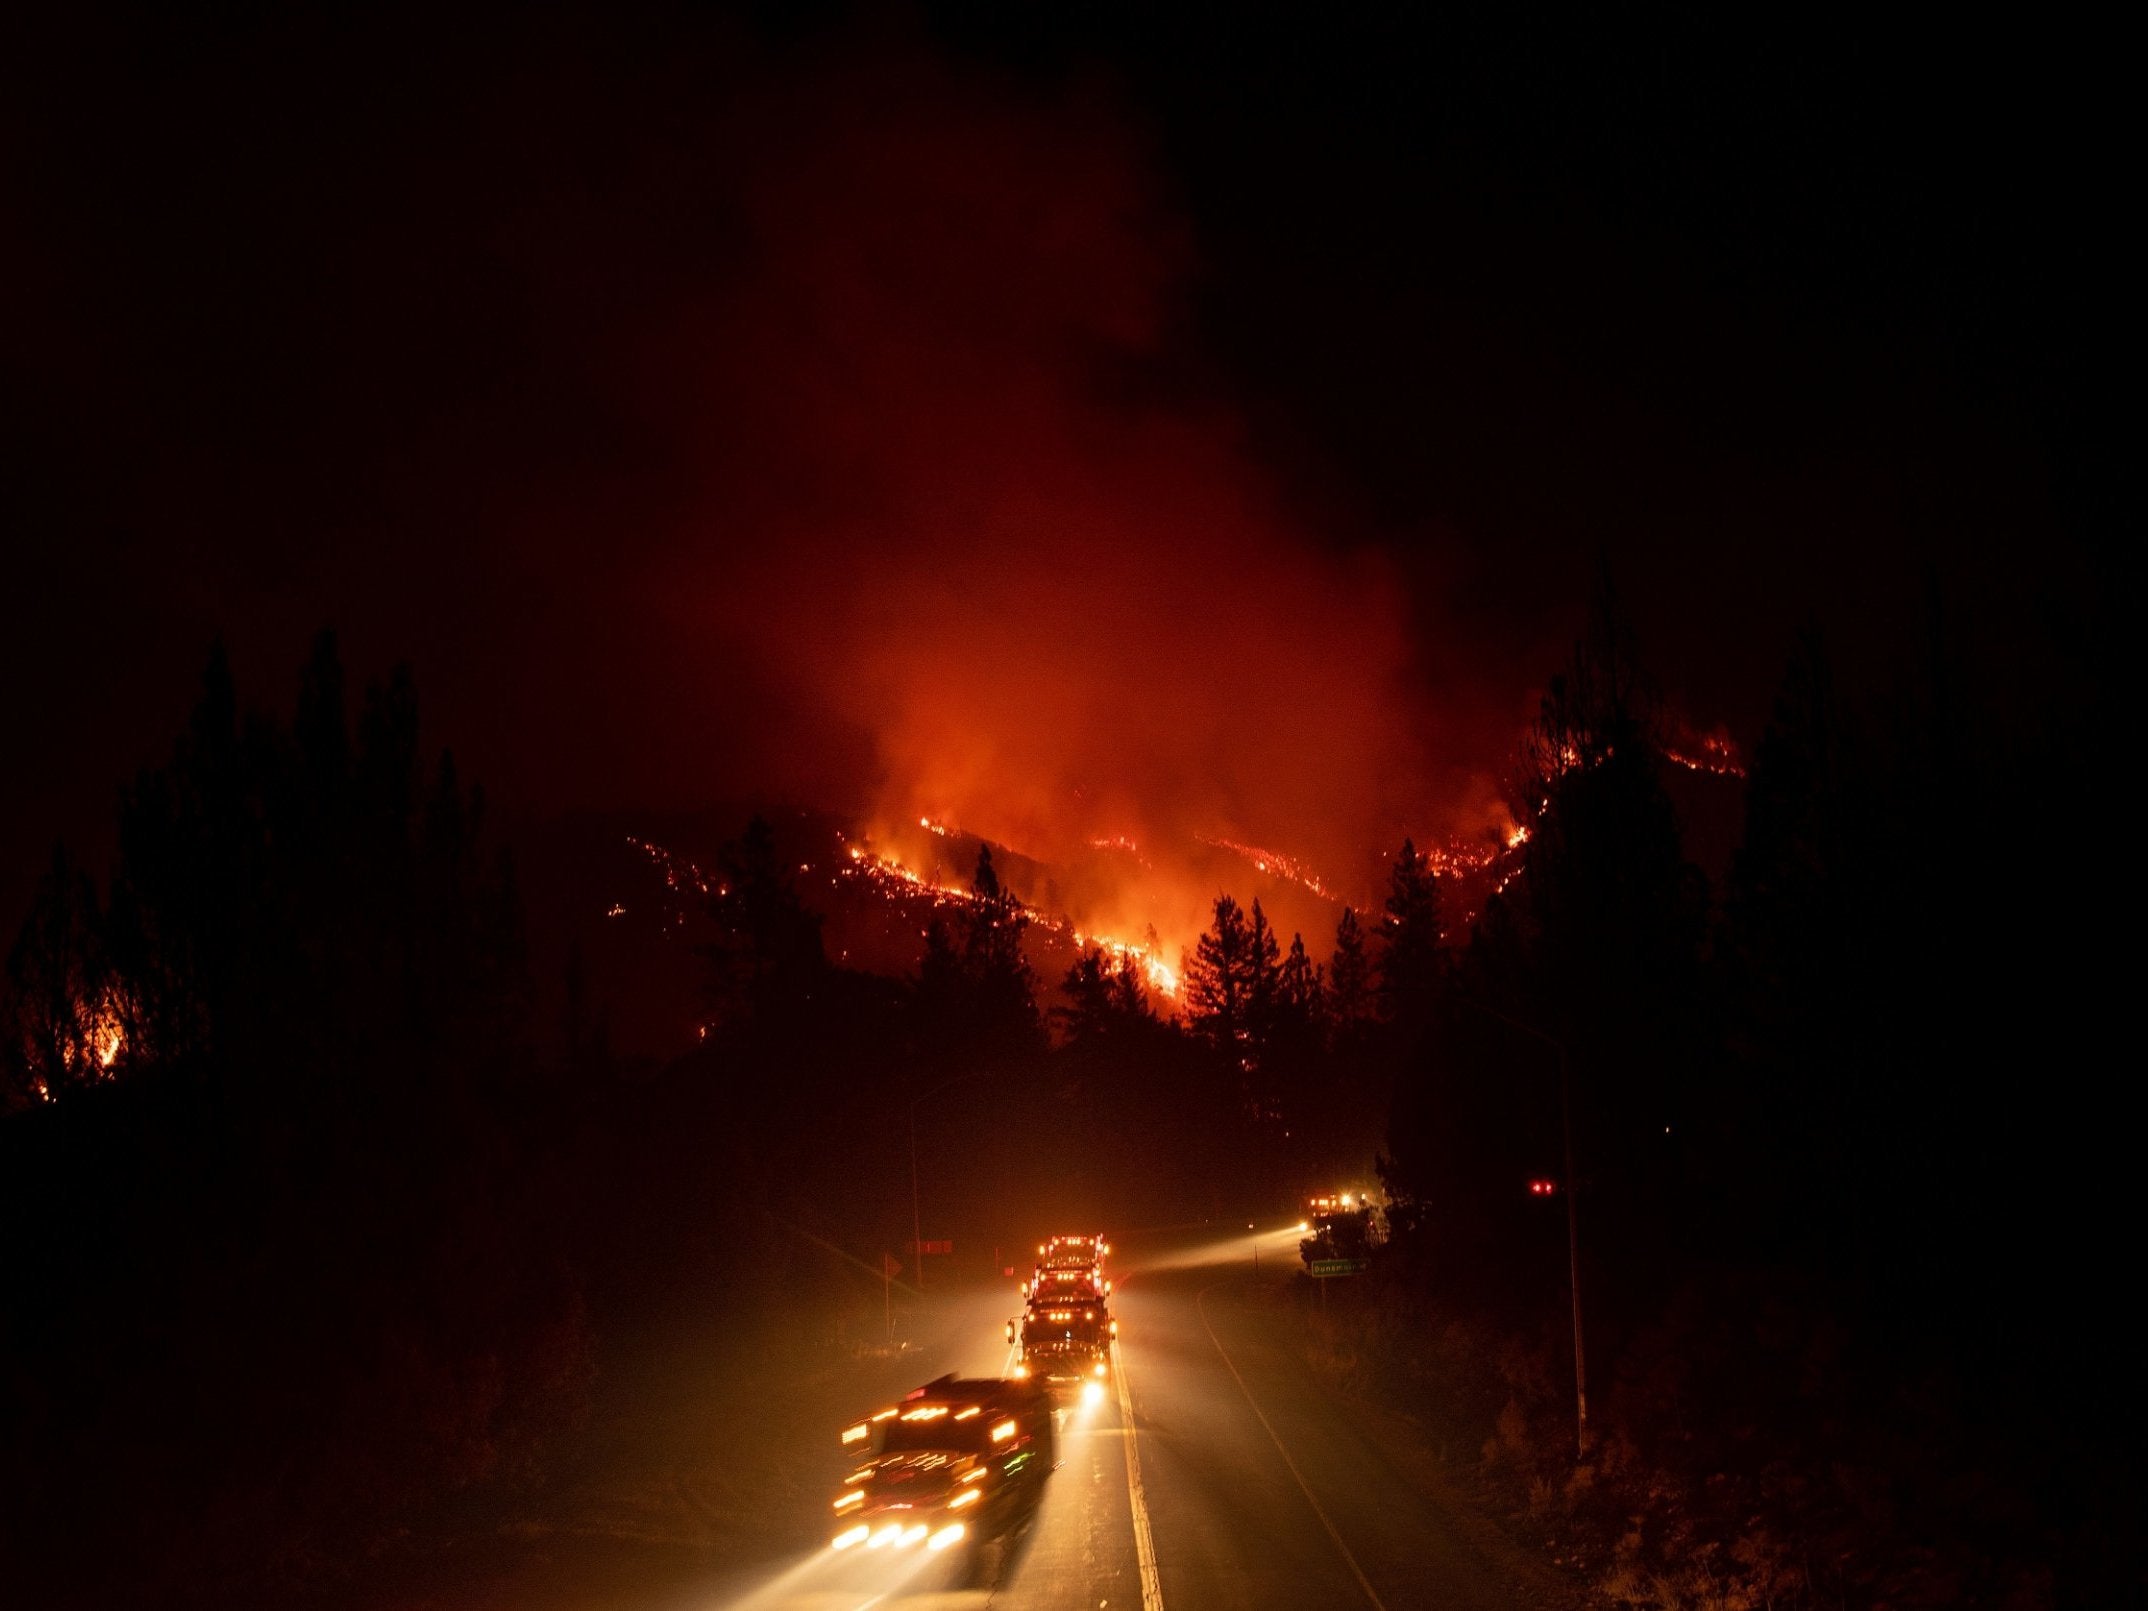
[1007,1234,1117,1399]
[1022,1233,1110,1294]
[1035,1233,1109,1276]
[1006,1300,1117,1399]
[1299,1189,1385,1267]
[829,1374,1055,1558]
[1025,1264,1110,1304]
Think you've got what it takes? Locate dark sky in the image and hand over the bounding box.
[2,2,2119,934]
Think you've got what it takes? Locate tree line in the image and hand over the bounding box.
[3,575,2125,1605]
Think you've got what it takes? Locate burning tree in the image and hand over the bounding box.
[3,845,120,1106]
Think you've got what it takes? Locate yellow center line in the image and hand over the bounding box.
[1197,1282,1389,1611]
[1111,1337,1166,1611]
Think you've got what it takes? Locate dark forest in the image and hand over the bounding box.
[3,4,2128,1609]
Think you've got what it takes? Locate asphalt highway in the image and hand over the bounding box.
[712,1223,1577,1611]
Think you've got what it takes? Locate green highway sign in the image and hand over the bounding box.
[1308,1258,1369,1278]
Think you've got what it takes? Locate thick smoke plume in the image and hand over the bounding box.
[651,50,1503,959]
[3,19,1522,959]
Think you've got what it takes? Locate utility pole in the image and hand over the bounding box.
[909,1101,925,1295]
[1458,995,1589,1460]
[1557,1038,1588,1458]
[908,1067,998,1299]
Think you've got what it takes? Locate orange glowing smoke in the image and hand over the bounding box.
[644,54,1521,974]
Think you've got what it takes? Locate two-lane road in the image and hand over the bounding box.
[721,1223,1576,1611]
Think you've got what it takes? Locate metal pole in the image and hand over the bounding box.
[1454,993,1588,1462]
[1560,1043,1588,1459]
[909,1098,925,1296]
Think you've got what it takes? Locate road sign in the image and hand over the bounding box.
[1308,1258,1368,1278]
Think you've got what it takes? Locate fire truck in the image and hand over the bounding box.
[1299,1190,1384,1266]
[829,1374,1056,1557]
[1007,1296,1117,1400]
[1036,1233,1109,1274]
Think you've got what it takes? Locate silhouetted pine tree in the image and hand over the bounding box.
[1376,839,1445,1028]
[1278,932,1323,1024]
[963,845,1042,1058]
[1244,899,1283,1051]
[1502,569,1707,1281]
[1326,905,1373,1046]
[1184,894,1256,1067]
[1055,945,1154,1048]
[1056,946,1118,1047]
[2,845,109,1106]
[0,634,583,1603]
[703,815,829,1030]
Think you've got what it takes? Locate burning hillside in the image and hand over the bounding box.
[584,716,1745,1050]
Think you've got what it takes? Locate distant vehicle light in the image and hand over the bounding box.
[990,1419,1016,1443]
[1093,1361,1108,1377]
[834,1489,864,1511]
[841,1423,868,1444]
[900,1523,929,1547]
[867,1523,902,1549]
[928,1523,966,1551]
[901,1405,949,1420]
[954,1406,981,1420]
[950,1487,981,1509]
[1012,1363,1029,1379]
[1110,1319,1118,1337]
[960,1467,987,1483]
[832,1524,870,1550]
[1081,1381,1105,1407]
[871,1408,898,1421]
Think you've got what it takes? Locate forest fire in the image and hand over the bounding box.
[1197,836,1337,901]
[839,841,1180,997]
[1662,725,1747,779]
[613,699,1738,1036]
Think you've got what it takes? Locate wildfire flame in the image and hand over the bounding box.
[1661,725,1746,779]
[841,841,1180,997]
[1197,836,1336,902]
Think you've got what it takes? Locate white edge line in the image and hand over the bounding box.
[1197,1283,1390,1611]
[1112,1337,1167,1611]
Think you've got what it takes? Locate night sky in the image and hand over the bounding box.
[4,2,2119,931]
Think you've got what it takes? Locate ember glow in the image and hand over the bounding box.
[1662,725,1748,779]
[841,840,1180,998]
[25,987,131,1100]
[1197,837,1337,902]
